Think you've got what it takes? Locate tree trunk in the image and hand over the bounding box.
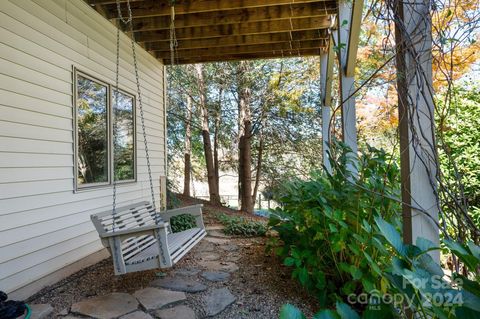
[183,95,192,196]
[237,62,254,213]
[213,88,222,191]
[195,64,221,205]
[252,134,264,205]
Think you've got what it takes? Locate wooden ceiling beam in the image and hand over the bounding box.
[165,48,324,65]
[129,2,336,31]
[155,39,328,60]
[134,16,332,42]
[89,0,144,5]
[145,30,329,51]
[101,0,330,18]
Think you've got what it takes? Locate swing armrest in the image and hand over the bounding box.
[100,222,169,239]
[161,204,205,229]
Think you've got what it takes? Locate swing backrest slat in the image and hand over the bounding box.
[91,202,160,236]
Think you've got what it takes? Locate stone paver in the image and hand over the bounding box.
[220,244,239,252]
[134,287,186,310]
[119,311,154,319]
[195,242,215,252]
[204,237,229,245]
[151,277,207,293]
[175,268,201,276]
[197,252,220,261]
[155,305,196,319]
[71,293,138,319]
[203,288,236,317]
[19,304,53,319]
[198,260,239,273]
[205,225,224,231]
[201,271,230,282]
[207,230,230,238]
[225,254,241,262]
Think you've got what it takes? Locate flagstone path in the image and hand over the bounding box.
[26,228,242,319]
[26,197,318,319]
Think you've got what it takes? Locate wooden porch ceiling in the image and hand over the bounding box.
[86,0,337,64]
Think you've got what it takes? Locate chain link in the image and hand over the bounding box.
[113,0,157,215]
[113,0,166,267]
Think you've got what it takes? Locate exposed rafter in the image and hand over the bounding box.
[145,30,328,51]
[155,39,327,60]
[134,16,332,42]
[85,0,339,64]
[129,3,336,31]
[100,0,331,18]
[168,48,323,65]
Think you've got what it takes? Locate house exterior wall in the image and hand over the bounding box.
[0,0,166,297]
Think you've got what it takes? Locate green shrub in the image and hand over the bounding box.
[218,214,267,237]
[170,213,196,233]
[269,142,401,306]
[373,217,480,318]
[278,221,480,318]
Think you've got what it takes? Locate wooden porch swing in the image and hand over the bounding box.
[90,0,206,275]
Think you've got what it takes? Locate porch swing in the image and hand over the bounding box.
[90,0,206,275]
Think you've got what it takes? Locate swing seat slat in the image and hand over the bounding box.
[91,202,206,275]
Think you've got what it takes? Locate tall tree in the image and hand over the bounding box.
[195,64,221,205]
[183,94,193,196]
[237,61,254,213]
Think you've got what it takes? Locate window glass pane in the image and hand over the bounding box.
[76,75,108,185]
[113,90,135,181]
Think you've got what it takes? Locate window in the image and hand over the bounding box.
[74,70,136,189]
[113,90,135,181]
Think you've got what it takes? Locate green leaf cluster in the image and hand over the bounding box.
[170,213,197,233]
[374,216,480,318]
[269,142,401,306]
[218,213,267,237]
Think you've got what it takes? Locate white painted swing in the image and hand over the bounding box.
[91,202,206,275]
[90,0,206,275]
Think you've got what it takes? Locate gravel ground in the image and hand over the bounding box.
[28,195,318,318]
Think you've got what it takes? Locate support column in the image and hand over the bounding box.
[320,37,334,173]
[337,0,363,157]
[393,0,440,261]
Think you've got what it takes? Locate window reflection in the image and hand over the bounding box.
[113,90,135,181]
[76,75,108,185]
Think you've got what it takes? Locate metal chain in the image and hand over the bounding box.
[114,0,166,267]
[113,0,156,214]
[115,0,132,24]
[123,2,157,213]
[169,6,178,66]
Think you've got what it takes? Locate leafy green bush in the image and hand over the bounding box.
[279,224,480,318]
[269,143,401,306]
[170,213,196,233]
[218,214,267,237]
[373,216,480,318]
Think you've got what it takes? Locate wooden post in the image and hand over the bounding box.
[162,65,168,210]
[320,37,334,173]
[337,0,363,161]
[393,0,440,261]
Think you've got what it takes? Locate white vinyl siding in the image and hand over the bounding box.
[0,0,166,296]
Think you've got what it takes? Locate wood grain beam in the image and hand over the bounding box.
[145,29,328,51]
[164,48,324,65]
[101,0,330,18]
[345,0,363,77]
[155,39,327,59]
[130,2,336,31]
[134,16,332,42]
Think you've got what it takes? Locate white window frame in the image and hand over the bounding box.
[73,68,137,191]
